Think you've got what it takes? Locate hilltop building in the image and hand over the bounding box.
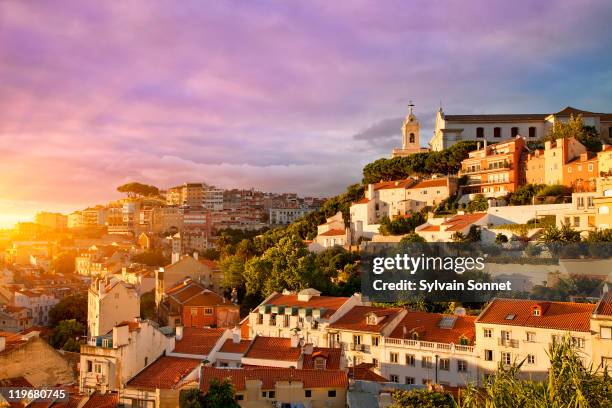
[391,102,430,157]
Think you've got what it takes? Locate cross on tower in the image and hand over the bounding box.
[408,100,414,115]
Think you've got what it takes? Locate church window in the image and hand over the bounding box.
[409,133,415,143]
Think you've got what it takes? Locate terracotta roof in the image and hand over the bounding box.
[373,178,415,190]
[419,225,441,232]
[476,298,595,332]
[553,106,601,116]
[354,198,369,204]
[0,331,27,354]
[173,327,225,356]
[199,258,219,270]
[82,392,119,408]
[328,306,402,333]
[0,376,33,387]
[410,178,448,189]
[166,279,226,306]
[594,291,612,316]
[319,229,346,237]
[445,113,548,122]
[389,311,476,344]
[244,337,301,362]
[264,293,350,319]
[302,347,342,370]
[350,363,389,382]
[114,321,140,332]
[219,338,251,354]
[441,213,486,232]
[127,356,200,390]
[200,367,348,392]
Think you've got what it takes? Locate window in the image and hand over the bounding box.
[204,308,213,315]
[588,163,594,172]
[328,390,336,398]
[268,391,275,399]
[439,358,450,371]
[600,326,612,339]
[305,390,312,398]
[457,360,468,372]
[511,127,519,137]
[529,127,537,138]
[422,379,432,385]
[532,308,540,317]
[527,354,536,365]
[494,127,501,138]
[405,354,415,366]
[94,364,102,374]
[372,336,380,346]
[526,332,536,342]
[485,350,493,361]
[405,377,415,385]
[87,361,93,372]
[501,330,511,341]
[353,335,361,345]
[257,314,263,324]
[372,358,378,368]
[502,352,511,365]
[390,374,399,383]
[236,394,244,401]
[572,337,585,348]
[144,357,148,366]
[314,358,326,370]
[390,352,399,363]
[422,356,433,368]
[484,328,492,338]
[476,127,484,138]
[409,133,415,143]
[191,308,198,316]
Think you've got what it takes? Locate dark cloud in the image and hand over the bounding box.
[353,117,403,142]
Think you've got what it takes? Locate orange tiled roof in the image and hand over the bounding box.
[200,367,348,392]
[82,392,119,408]
[410,178,447,189]
[477,298,595,332]
[244,337,301,362]
[199,258,219,270]
[302,347,342,370]
[219,338,251,354]
[0,331,27,354]
[419,225,440,232]
[354,197,369,204]
[319,229,346,237]
[166,279,226,306]
[374,178,415,190]
[127,356,200,390]
[351,363,388,382]
[328,306,402,333]
[441,213,486,232]
[173,327,225,356]
[389,311,476,344]
[0,376,33,387]
[594,291,612,316]
[264,293,350,319]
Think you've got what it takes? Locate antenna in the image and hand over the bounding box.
[408,100,414,115]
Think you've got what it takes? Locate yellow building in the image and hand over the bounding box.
[598,145,612,175]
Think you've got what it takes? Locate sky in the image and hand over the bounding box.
[1,0,612,227]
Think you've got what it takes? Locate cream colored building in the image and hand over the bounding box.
[87,277,140,337]
[391,103,430,157]
[431,106,612,151]
[309,212,349,252]
[415,212,489,242]
[248,288,363,347]
[80,320,175,393]
[155,254,222,305]
[475,298,594,382]
[591,292,612,373]
[555,192,597,233]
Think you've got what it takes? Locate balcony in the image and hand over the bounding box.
[384,338,474,354]
[498,338,519,348]
[350,343,371,353]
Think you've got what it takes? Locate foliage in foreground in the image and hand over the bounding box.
[391,388,457,408]
[179,379,239,408]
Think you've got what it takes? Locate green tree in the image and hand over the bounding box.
[132,250,170,267]
[399,232,426,243]
[179,388,205,408]
[50,319,84,350]
[390,388,456,408]
[116,182,160,197]
[49,294,87,326]
[544,114,602,152]
[140,290,156,320]
[495,233,509,245]
[202,379,240,408]
[507,184,545,205]
[379,212,426,236]
[465,194,488,212]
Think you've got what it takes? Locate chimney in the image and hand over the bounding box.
[302,343,313,355]
[98,279,104,296]
[232,326,241,344]
[176,325,184,341]
[112,324,129,348]
[367,184,374,200]
[290,332,300,348]
[193,251,198,260]
[0,336,5,353]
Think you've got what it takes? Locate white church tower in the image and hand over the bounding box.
[392,101,429,157]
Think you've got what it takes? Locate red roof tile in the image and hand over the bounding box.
[127,356,200,390]
[200,367,348,392]
[0,376,33,387]
[594,291,612,316]
[328,306,402,333]
[219,338,250,354]
[350,363,389,382]
[319,229,346,237]
[244,337,301,362]
[173,327,225,356]
[441,213,486,231]
[302,347,342,370]
[374,178,415,190]
[476,298,595,332]
[389,311,476,344]
[410,178,448,189]
[354,198,369,204]
[82,392,119,408]
[419,225,440,232]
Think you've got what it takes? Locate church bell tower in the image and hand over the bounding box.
[401,101,420,150]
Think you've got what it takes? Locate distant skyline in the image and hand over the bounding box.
[2,1,612,227]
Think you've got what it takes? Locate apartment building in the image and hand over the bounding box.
[200,367,349,408]
[563,152,599,192]
[0,305,33,332]
[80,320,175,393]
[459,136,525,197]
[327,305,407,367]
[269,207,315,225]
[87,277,140,337]
[248,288,363,347]
[82,206,107,226]
[380,311,477,387]
[34,212,67,230]
[309,212,348,252]
[13,289,59,326]
[475,298,595,381]
[555,192,597,233]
